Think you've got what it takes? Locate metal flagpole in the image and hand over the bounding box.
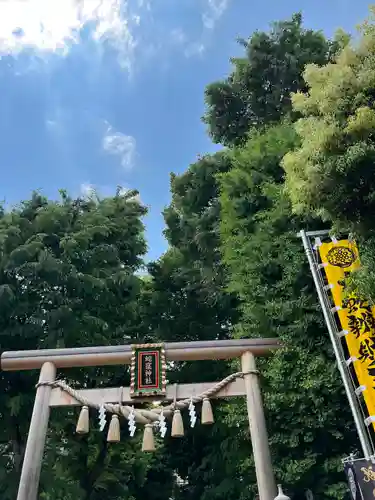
[299,229,373,459]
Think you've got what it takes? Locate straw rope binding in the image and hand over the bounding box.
[37,370,257,426]
[37,370,258,451]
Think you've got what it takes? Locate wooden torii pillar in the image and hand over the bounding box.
[1,338,280,500]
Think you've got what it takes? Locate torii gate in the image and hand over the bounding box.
[1,338,281,500]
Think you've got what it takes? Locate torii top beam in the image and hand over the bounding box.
[1,338,280,371]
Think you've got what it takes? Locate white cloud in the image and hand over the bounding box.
[46,119,58,129]
[184,42,205,58]
[171,28,186,45]
[0,0,144,72]
[45,106,67,134]
[173,0,230,59]
[0,0,231,70]
[137,0,151,10]
[202,0,229,30]
[103,122,136,170]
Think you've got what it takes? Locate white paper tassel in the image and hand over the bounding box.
[159,409,167,438]
[98,405,106,431]
[189,398,196,428]
[128,406,136,437]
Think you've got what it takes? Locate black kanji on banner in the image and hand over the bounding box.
[344,459,375,499]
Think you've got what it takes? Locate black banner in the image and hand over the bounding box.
[344,459,375,499]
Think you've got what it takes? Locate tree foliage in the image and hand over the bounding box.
[282,9,375,297]
[282,16,374,231]
[219,123,358,498]
[145,153,238,356]
[203,13,338,147]
[0,189,175,500]
[1,9,370,500]
[143,153,242,500]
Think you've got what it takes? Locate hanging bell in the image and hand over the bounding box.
[171,409,184,437]
[107,414,120,443]
[76,406,89,434]
[201,398,214,425]
[142,424,156,452]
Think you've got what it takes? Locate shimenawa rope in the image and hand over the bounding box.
[37,370,258,426]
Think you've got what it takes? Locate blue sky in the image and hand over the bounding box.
[0,0,371,261]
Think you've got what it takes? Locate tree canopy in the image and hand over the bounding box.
[282,17,374,233]
[203,13,337,147]
[282,10,375,298]
[219,123,358,498]
[2,9,374,500]
[0,189,175,500]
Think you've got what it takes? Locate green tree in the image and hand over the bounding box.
[147,153,239,367]
[203,13,337,147]
[282,9,375,296]
[143,153,242,500]
[282,15,374,231]
[1,10,363,500]
[0,189,175,500]
[219,123,359,499]
[141,16,353,499]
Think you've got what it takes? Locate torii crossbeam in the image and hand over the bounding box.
[1,338,280,500]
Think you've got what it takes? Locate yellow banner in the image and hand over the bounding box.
[319,240,375,426]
